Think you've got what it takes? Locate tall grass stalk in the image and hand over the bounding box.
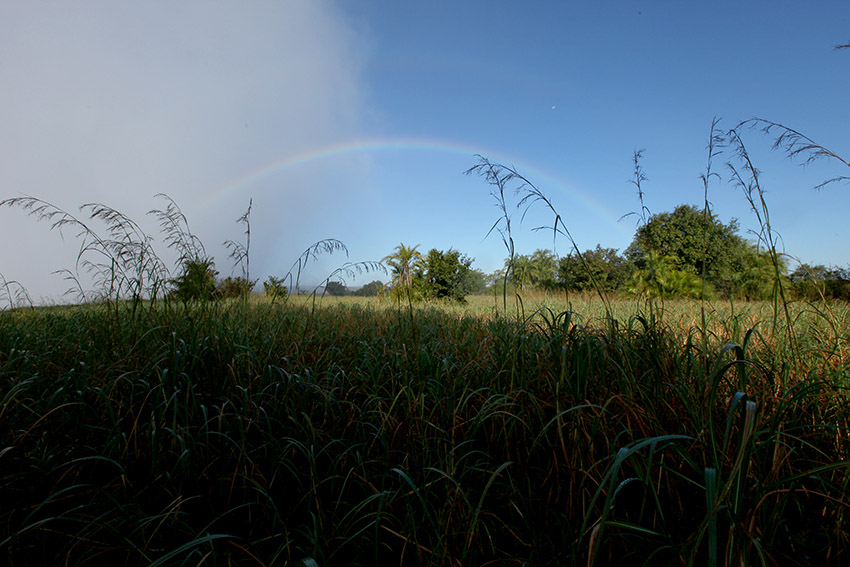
[466,156,614,322]
[725,128,796,362]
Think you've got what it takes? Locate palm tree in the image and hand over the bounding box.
[530,249,558,288]
[509,255,533,291]
[382,243,423,289]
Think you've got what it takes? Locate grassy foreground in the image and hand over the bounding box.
[0,295,848,566]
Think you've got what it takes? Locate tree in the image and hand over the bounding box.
[626,204,748,293]
[627,252,706,299]
[353,280,385,297]
[323,281,347,296]
[422,248,474,302]
[789,264,832,283]
[726,244,787,301]
[382,243,423,290]
[559,245,632,293]
[529,249,559,289]
[506,250,558,291]
[789,264,850,301]
[462,268,489,295]
[507,255,534,291]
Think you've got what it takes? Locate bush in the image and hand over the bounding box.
[216,276,256,299]
[263,276,288,302]
[171,258,217,302]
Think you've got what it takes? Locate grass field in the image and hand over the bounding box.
[1,294,848,566]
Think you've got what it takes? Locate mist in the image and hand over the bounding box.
[0,1,371,302]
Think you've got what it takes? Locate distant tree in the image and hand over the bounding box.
[216,276,256,299]
[462,268,489,295]
[529,249,559,289]
[504,249,561,291]
[422,248,474,302]
[323,280,347,296]
[727,244,787,301]
[789,263,850,301]
[353,280,385,297]
[487,268,515,296]
[507,255,534,291]
[559,245,632,293]
[789,263,832,283]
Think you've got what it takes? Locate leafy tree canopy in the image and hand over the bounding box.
[627,252,706,299]
[323,281,347,296]
[626,204,747,287]
[353,280,385,297]
[382,243,423,289]
[462,268,489,295]
[505,249,558,290]
[789,264,850,301]
[559,245,632,293]
[423,248,475,302]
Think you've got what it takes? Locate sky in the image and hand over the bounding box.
[1,1,849,303]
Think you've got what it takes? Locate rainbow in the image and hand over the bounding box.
[203,136,630,236]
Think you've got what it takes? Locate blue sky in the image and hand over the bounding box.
[1,1,848,301]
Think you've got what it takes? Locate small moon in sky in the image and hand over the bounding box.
[551,105,557,110]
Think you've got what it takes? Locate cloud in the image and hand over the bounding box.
[0,0,371,302]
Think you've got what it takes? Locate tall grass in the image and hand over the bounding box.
[0,296,847,565]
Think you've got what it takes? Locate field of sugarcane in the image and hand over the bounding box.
[1,293,848,566]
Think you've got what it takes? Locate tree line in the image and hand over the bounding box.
[166,201,847,304]
[334,203,848,303]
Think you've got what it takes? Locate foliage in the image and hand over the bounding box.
[462,268,489,295]
[352,280,385,297]
[0,298,847,565]
[382,243,422,289]
[216,275,257,299]
[726,244,788,301]
[790,264,850,301]
[323,280,348,296]
[506,254,533,291]
[626,204,746,286]
[171,258,218,301]
[627,251,707,299]
[502,249,558,291]
[559,245,632,293]
[422,248,475,302]
[262,275,288,302]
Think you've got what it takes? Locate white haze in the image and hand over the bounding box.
[0,1,371,303]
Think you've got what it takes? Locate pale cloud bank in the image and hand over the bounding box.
[0,1,371,302]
